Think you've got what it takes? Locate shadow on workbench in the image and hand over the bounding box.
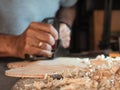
[0,57,22,90]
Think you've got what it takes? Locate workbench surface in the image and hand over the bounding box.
[0,58,20,90]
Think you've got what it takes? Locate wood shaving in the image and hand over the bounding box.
[12,55,120,90]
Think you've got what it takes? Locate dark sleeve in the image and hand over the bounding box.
[57,1,77,28]
[60,0,77,7]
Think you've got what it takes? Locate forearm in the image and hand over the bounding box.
[57,5,77,27]
[0,34,18,57]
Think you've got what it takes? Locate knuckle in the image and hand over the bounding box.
[24,44,29,52]
[49,25,56,33]
[44,44,48,49]
[45,44,52,50]
[46,34,51,41]
[26,29,31,35]
[29,22,37,28]
[50,25,58,40]
[46,34,54,45]
[30,22,35,26]
[49,25,53,31]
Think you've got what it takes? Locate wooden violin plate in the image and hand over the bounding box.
[6,57,87,78]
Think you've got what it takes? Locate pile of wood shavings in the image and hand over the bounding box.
[12,55,120,90]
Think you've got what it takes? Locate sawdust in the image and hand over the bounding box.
[11,55,120,90]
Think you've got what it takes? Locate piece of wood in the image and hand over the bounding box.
[109,52,120,57]
[7,61,31,69]
[5,63,74,78]
[7,57,89,69]
[5,57,84,78]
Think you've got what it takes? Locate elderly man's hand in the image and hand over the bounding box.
[59,23,71,48]
[15,22,58,59]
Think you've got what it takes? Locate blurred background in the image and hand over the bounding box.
[70,0,120,54]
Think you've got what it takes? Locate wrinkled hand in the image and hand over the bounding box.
[15,22,58,58]
[59,23,71,48]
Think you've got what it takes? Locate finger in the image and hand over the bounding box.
[28,29,55,45]
[60,31,71,39]
[62,41,70,48]
[37,42,52,51]
[59,24,71,34]
[30,22,58,40]
[60,28,70,33]
[61,37,71,48]
[62,43,70,48]
[26,37,52,51]
[61,36,71,43]
[26,46,52,57]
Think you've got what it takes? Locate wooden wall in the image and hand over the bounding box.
[94,10,120,50]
